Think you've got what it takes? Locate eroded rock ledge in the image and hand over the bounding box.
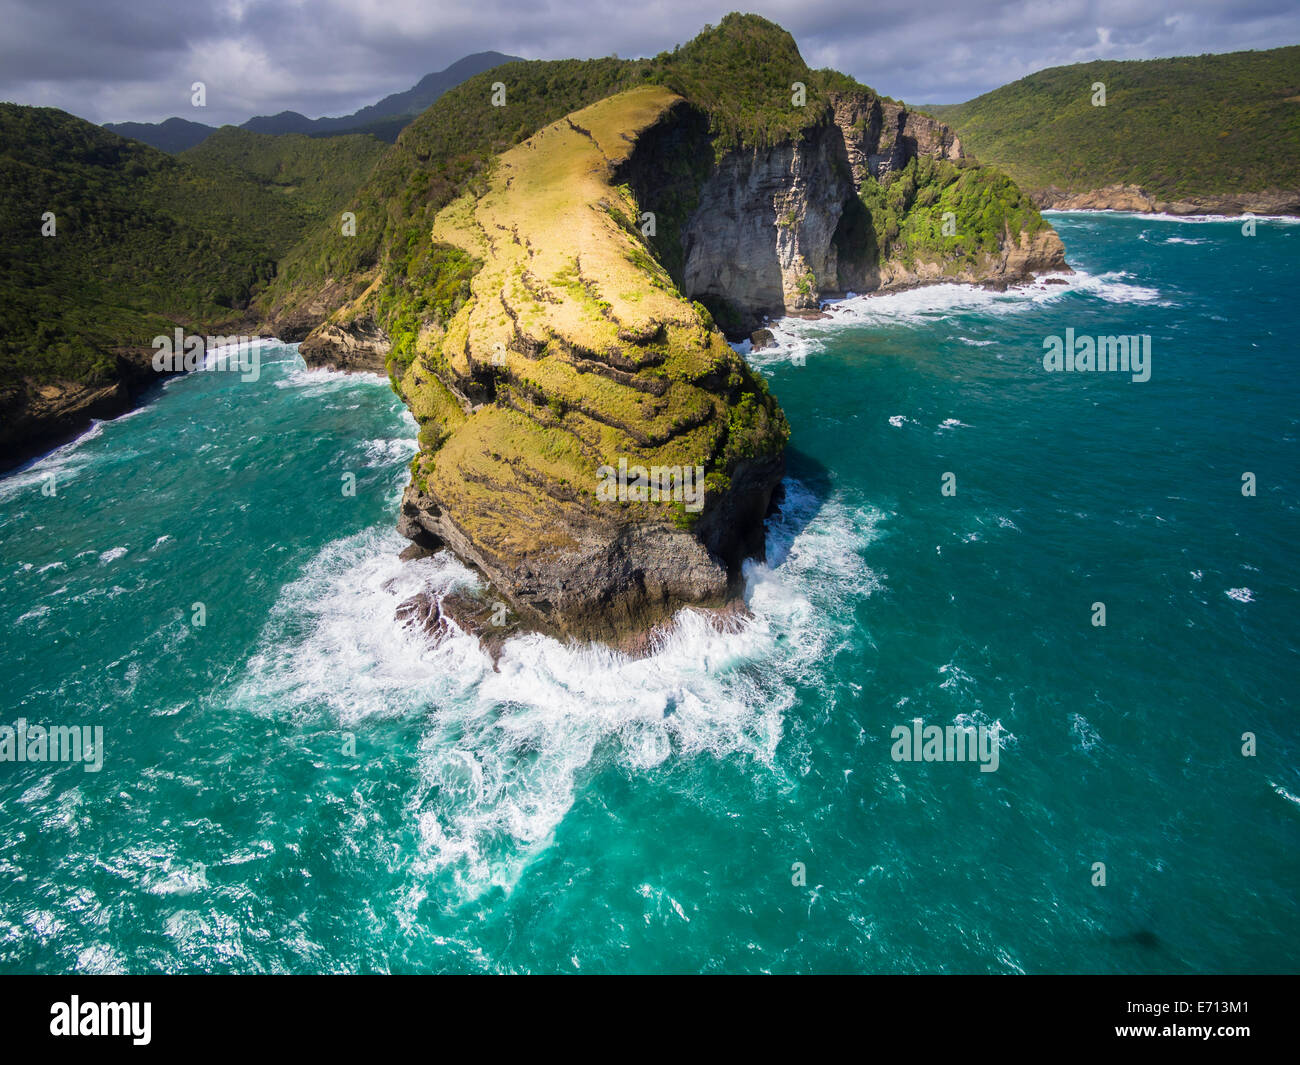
[298,316,391,374]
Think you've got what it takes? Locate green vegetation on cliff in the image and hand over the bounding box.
[857,155,1049,269]
[3,9,1055,488]
[928,46,1300,198]
[647,13,824,154]
[265,14,850,354]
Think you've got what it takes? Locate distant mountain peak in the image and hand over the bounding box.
[102,51,523,152]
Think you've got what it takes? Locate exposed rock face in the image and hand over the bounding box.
[1033,183,1300,216]
[680,122,851,327]
[259,276,362,344]
[621,91,1065,336]
[394,591,442,637]
[830,93,963,185]
[298,315,391,374]
[0,348,172,472]
[398,475,756,645]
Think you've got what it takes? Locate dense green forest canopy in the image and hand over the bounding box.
[0,106,386,387]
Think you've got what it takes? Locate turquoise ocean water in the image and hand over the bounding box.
[1,212,1296,973]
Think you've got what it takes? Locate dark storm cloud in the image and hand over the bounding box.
[2,0,1298,126]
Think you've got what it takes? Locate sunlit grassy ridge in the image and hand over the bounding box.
[267,14,853,349]
[259,56,643,331]
[272,12,1057,556]
[291,14,1057,377]
[402,85,786,555]
[3,7,1057,495]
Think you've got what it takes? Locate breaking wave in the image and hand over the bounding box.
[232,477,887,901]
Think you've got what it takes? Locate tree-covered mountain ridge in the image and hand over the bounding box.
[927,46,1300,214]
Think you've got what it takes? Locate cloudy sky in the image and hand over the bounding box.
[4,0,1299,126]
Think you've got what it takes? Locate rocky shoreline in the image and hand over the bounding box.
[0,349,177,474]
[1031,183,1300,217]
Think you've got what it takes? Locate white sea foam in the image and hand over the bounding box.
[0,420,106,503]
[1069,712,1102,754]
[200,336,274,371]
[953,710,1016,749]
[235,477,885,901]
[362,437,418,466]
[1225,587,1255,603]
[742,268,1162,367]
[273,351,390,394]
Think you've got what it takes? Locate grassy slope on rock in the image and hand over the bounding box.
[403,85,786,557]
[928,47,1300,198]
[258,57,643,331]
[272,15,857,358]
[294,11,1052,361]
[3,12,1056,429]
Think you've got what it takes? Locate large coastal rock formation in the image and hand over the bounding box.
[614,91,1065,334]
[289,18,1069,648]
[393,86,787,645]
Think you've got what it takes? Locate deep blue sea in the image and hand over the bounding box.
[1,211,1296,973]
